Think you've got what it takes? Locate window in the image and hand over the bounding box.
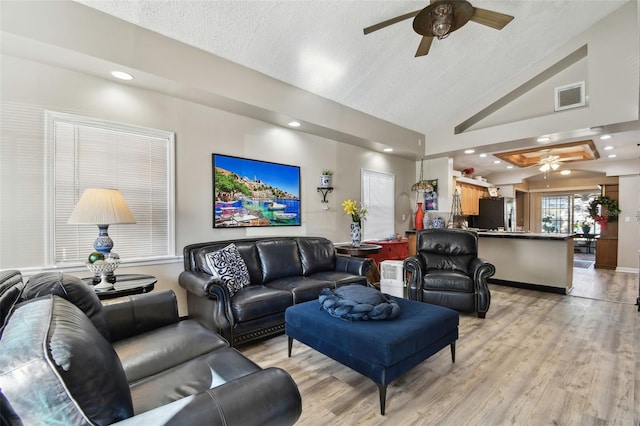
[541,195,570,233]
[47,111,175,266]
[361,169,394,240]
[541,192,599,234]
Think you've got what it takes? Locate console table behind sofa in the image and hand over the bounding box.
[180,237,375,346]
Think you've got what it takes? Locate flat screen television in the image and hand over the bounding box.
[212,154,301,228]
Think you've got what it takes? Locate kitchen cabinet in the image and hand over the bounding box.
[458,182,488,216]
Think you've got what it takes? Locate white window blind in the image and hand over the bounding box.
[362,169,394,241]
[47,111,175,265]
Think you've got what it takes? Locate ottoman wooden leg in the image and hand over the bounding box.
[451,342,456,363]
[288,336,293,357]
[376,383,387,415]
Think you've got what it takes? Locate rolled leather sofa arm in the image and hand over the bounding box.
[114,367,302,426]
[178,270,217,297]
[335,254,375,276]
[103,290,180,341]
[403,256,425,301]
[179,270,235,341]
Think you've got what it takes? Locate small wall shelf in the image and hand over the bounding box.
[317,187,333,203]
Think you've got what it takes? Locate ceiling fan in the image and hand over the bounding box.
[363,0,514,57]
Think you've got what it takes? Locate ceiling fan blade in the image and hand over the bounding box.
[363,9,422,35]
[470,7,514,30]
[415,36,434,57]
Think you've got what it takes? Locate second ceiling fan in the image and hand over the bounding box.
[363,0,514,57]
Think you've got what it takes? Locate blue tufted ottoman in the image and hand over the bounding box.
[285,297,459,415]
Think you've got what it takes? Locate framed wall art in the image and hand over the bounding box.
[424,179,438,210]
[212,154,301,228]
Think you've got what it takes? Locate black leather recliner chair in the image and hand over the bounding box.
[403,229,495,318]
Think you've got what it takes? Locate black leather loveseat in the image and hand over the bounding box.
[0,270,302,425]
[179,237,374,346]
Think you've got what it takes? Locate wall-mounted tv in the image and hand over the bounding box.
[213,154,301,228]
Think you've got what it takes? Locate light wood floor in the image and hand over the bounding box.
[240,267,639,425]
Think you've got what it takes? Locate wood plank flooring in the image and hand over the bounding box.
[240,268,639,425]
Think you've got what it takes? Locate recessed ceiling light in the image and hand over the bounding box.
[383,148,393,152]
[608,154,617,158]
[493,160,501,164]
[111,71,133,80]
[479,153,487,158]
[600,134,612,140]
[537,137,550,143]
[464,149,475,154]
[560,170,571,175]
[604,146,614,150]
[287,121,301,127]
[506,165,514,169]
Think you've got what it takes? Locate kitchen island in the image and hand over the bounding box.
[477,232,574,294]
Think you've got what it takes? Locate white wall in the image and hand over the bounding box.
[617,175,640,272]
[0,54,415,314]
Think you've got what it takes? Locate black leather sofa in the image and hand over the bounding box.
[0,270,302,425]
[179,236,374,346]
[403,229,496,318]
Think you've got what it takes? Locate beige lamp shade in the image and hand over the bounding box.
[68,188,136,225]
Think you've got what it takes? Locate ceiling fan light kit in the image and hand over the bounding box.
[364,0,513,57]
[431,3,454,39]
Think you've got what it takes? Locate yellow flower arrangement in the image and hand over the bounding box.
[342,199,367,223]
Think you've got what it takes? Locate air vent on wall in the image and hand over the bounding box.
[555,81,586,111]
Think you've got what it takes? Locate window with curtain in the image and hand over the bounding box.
[361,169,394,241]
[47,111,175,265]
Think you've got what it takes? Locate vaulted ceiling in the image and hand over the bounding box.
[75,0,639,179]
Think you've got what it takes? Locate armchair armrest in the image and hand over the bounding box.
[335,254,375,277]
[114,368,302,426]
[102,290,179,342]
[403,255,425,300]
[468,257,495,317]
[469,257,496,286]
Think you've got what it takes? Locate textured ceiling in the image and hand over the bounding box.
[76,0,637,177]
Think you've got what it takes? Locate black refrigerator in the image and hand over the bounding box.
[472,198,515,230]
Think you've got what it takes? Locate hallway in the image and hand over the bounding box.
[571,252,638,305]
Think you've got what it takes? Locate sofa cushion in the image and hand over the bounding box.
[0,296,133,425]
[423,270,473,292]
[309,271,368,287]
[127,346,262,415]
[256,239,303,283]
[318,285,400,321]
[113,319,229,383]
[205,243,251,297]
[266,276,333,304]
[297,237,336,276]
[22,272,110,340]
[231,285,293,322]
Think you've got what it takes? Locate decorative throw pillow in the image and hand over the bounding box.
[204,243,251,297]
[319,285,400,321]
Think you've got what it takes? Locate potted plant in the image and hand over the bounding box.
[320,169,333,188]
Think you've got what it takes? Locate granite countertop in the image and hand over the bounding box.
[405,229,573,241]
[476,232,574,241]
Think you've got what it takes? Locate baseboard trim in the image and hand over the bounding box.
[488,278,567,295]
[615,267,639,274]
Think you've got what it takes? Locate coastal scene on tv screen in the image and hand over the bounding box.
[213,154,301,228]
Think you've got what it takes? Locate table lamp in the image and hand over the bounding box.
[68,188,136,289]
